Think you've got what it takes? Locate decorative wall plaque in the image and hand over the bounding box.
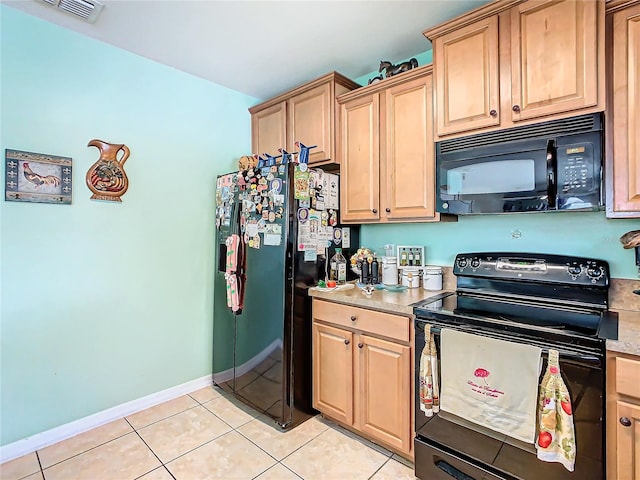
[4,149,72,204]
[86,139,130,202]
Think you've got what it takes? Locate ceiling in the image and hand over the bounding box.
[4,0,490,100]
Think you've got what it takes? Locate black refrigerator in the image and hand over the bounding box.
[213,159,359,429]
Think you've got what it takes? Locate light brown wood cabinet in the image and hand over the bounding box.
[606,0,640,217]
[425,0,605,139]
[606,351,640,480]
[249,72,360,166]
[337,66,442,224]
[312,299,413,458]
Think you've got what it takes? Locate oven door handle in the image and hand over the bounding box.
[422,324,602,367]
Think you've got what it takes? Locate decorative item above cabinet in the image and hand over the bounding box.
[423,0,605,140]
[249,72,360,167]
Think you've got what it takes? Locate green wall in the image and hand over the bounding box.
[0,6,256,446]
[361,213,640,279]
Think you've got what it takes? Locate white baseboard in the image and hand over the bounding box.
[0,374,213,463]
[213,339,282,384]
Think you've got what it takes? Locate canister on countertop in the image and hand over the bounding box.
[401,267,421,288]
[423,266,443,291]
[382,256,398,285]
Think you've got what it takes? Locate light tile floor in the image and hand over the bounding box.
[1,386,416,480]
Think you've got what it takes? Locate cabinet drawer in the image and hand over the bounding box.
[313,300,409,343]
[615,357,640,399]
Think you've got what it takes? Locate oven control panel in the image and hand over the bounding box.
[454,252,610,287]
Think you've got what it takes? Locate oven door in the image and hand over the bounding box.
[436,138,551,214]
[414,319,605,480]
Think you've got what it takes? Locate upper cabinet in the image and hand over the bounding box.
[249,72,360,166]
[337,66,443,224]
[606,0,640,218]
[425,0,605,139]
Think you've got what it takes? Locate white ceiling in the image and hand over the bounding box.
[4,0,490,100]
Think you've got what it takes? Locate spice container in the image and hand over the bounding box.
[401,267,421,288]
[382,256,398,285]
[423,266,443,291]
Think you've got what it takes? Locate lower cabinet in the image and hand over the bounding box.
[606,351,640,480]
[312,299,413,458]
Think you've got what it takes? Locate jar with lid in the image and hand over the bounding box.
[381,256,398,285]
[422,266,443,291]
[401,267,421,288]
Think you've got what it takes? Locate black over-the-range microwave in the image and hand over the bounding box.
[435,113,603,214]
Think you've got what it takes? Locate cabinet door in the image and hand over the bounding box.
[288,83,332,164]
[615,401,640,480]
[339,93,380,223]
[251,102,286,157]
[312,322,354,425]
[356,334,411,454]
[383,74,436,221]
[510,0,600,122]
[433,15,500,136]
[610,3,640,215]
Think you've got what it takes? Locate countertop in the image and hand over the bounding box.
[308,284,640,356]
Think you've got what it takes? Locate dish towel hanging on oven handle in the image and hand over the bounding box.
[419,325,434,416]
[419,325,440,416]
[536,349,576,472]
[440,328,542,443]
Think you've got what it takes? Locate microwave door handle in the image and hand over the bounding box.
[546,141,557,208]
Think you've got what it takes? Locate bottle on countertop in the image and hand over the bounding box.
[371,256,379,284]
[330,248,347,285]
[408,248,414,266]
[400,248,408,266]
[414,248,421,266]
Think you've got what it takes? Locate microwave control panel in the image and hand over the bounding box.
[555,136,601,210]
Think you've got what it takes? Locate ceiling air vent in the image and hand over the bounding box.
[37,0,104,23]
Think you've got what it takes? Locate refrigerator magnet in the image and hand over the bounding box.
[294,168,310,200]
[333,228,343,245]
[268,211,276,222]
[270,178,283,194]
[297,208,309,223]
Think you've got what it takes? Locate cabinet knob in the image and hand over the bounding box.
[620,416,632,427]
[358,343,363,349]
[490,109,497,117]
[344,339,350,345]
[350,315,357,321]
[512,105,521,113]
[385,208,391,213]
[372,208,378,214]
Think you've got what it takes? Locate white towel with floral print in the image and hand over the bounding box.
[440,329,542,443]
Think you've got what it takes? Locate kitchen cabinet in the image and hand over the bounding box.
[249,72,360,166]
[337,66,442,224]
[606,351,640,480]
[424,0,605,139]
[606,0,640,217]
[312,299,413,458]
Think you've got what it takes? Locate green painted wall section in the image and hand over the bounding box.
[0,5,257,446]
[361,212,640,279]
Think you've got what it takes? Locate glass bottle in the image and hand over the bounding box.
[408,248,414,266]
[330,248,347,285]
[400,248,408,266]
[414,248,421,267]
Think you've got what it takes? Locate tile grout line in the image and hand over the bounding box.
[35,450,44,479]
[125,418,176,480]
[368,456,393,480]
[31,427,134,472]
